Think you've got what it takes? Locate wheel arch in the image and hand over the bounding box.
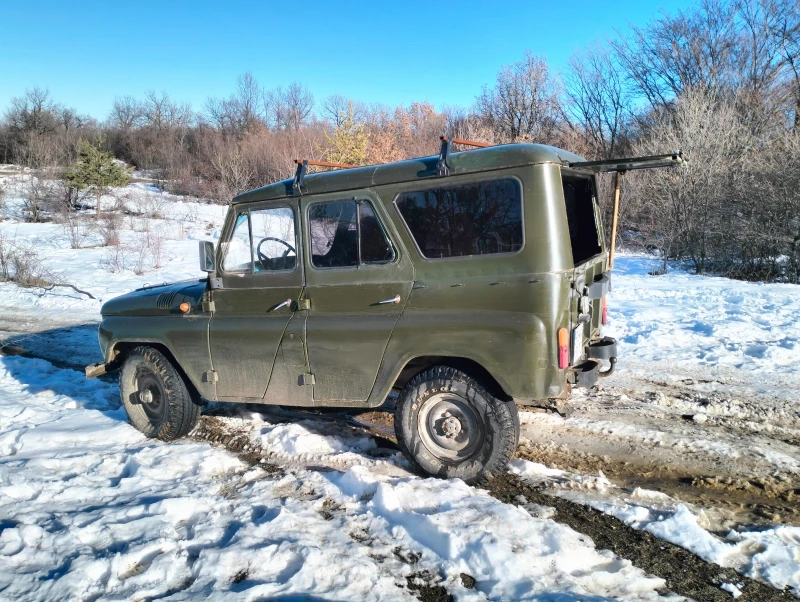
[392,355,513,402]
[110,340,203,402]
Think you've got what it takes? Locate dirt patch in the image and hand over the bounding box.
[515,440,800,529]
[485,472,795,602]
[405,571,454,602]
[352,410,396,440]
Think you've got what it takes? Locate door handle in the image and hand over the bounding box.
[269,298,293,312]
[377,295,401,305]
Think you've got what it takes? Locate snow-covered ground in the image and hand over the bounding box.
[0,357,675,601]
[608,255,800,401]
[0,173,798,599]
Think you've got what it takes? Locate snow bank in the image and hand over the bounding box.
[596,500,800,596]
[0,176,226,326]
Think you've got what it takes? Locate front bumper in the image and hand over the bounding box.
[85,362,108,379]
[569,337,617,388]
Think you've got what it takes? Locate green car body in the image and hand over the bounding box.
[94,142,617,412]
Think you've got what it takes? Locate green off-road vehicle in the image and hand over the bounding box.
[87,139,681,483]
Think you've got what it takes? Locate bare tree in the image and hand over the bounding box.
[265,82,314,131]
[141,91,192,133]
[109,96,144,130]
[564,45,630,159]
[4,87,59,135]
[627,87,749,274]
[206,72,264,136]
[475,52,561,142]
[613,0,741,112]
[321,94,368,127]
[756,0,800,128]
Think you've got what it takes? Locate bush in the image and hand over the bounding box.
[0,232,49,286]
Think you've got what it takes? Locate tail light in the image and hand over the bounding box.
[558,327,569,369]
[601,296,608,325]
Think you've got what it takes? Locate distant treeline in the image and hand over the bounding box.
[1,0,799,282]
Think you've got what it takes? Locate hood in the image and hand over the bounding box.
[101,279,208,317]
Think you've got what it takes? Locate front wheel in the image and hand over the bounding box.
[394,366,518,484]
[119,346,201,440]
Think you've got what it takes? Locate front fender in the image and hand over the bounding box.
[99,315,212,397]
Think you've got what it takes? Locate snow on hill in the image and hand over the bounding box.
[0,175,798,599]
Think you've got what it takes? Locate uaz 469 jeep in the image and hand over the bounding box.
[88,140,681,483]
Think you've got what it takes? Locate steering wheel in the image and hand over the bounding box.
[256,237,296,266]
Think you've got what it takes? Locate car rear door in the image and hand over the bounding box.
[300,191,413,402]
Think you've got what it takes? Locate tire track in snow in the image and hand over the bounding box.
[5,339,797,599]
[486,473,795,602]
[192,413,796,601]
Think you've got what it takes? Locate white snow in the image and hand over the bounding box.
[0,356,676,601]
[0,174,226,328]
[510,455,800,596]
[721,582,744,598]
[607,254,800,400]
[597,501,800,595]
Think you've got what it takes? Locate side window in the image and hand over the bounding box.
[251,207,297,272]
[309,201,358,268]
[359,201,394,263]
[395,178,523,258]
[221,206,297,273]
[308,200,395,269]
[222,213,252,272]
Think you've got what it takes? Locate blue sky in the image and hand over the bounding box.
[1,0,687,120]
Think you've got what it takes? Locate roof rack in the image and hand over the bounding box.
[438,136,492,176]
[292,159,356,196]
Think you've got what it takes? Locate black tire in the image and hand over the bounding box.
[394,366,518,484]
[119,346,201,441]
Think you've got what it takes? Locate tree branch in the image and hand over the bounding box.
[22,282,97,299]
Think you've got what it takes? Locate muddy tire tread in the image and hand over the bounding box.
[394,365,518,485]
[119,346,200,440]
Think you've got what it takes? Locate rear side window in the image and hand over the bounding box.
[308,200,395,269]
[562,175,602,265]
[395,178,523,258]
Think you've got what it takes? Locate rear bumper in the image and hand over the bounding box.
[569,337,617,388]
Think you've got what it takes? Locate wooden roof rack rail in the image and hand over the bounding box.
[292,158,356,196]
[438,136,493,176]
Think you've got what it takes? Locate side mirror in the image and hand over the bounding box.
[199,240,216,273]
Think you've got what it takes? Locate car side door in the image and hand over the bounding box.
[208,200,304,401]
[301,191,413,403]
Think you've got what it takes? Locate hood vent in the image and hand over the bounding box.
[156,291,178,309]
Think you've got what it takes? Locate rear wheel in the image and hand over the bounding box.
[394,366,518,484]
[119,346,201,440]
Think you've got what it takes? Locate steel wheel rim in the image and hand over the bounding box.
[417,393,484,461]
[134,367,166,421]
